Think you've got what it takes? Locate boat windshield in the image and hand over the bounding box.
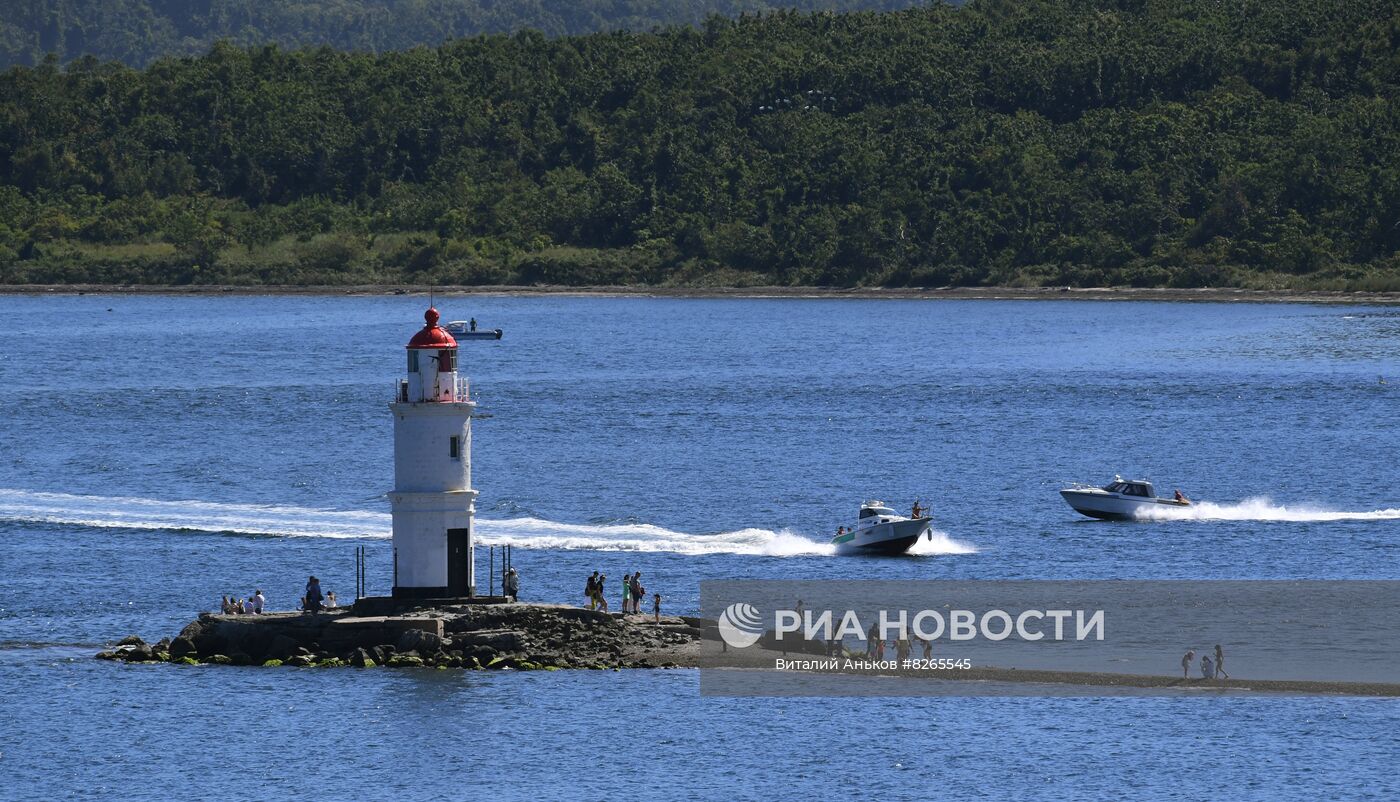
[1104,481,1153,497]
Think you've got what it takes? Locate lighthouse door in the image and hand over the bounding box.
[446,528,471,597]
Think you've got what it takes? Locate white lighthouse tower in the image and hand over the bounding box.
[390,307,477,598]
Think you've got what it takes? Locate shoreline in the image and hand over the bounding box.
[5,283,1400,304]
[94,606,1400,696]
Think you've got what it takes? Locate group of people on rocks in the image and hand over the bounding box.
[221,578,340,615]
[1182,645,1230,680]
[220,590,265,615]
[299,576,337,613]
[584,570,662,621]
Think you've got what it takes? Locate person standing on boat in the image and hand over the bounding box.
[911,500,923,519]
[1174,489,1190,504]
[469,318,477,332]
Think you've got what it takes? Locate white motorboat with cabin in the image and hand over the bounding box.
[831,501,933,555]
[444,320,503,340]
[1059,476,1190,520]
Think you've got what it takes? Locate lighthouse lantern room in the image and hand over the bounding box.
[390,307,477,598]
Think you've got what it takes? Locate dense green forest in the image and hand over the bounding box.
[2,0,1399,289]
[0,0,925,68]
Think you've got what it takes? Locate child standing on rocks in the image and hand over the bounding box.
[653,592,661,622]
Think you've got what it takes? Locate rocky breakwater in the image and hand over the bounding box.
[96,603,707,670]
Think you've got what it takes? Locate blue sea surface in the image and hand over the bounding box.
[1,294,1398,800]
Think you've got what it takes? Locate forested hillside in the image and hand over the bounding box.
[2,0,1399,289]
[0,0,924,68]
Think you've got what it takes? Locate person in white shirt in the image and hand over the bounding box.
[325,591,338,609]
[242,597,255,614]
[252,590,265,614]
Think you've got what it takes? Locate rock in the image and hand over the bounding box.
[203,654,233,665]
[285,655,314,667]
[267,634,299,661]
[177,656,199,666]
[117,635,146,647]
[387,654,425,668]
[454,631,521,651]
[229,652,254,666]
[262,659,284,667]
[95,650,119,660]
[119,644,155,662]
[396,629,445,654]
[169,637,197,659]
[370,645,392,665]
[316,657,346,668]
[349,648,376,668]
[178,619,210,641]
[463,646,497,665]
[193,633,229,659]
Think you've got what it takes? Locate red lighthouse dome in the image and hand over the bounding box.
[407,307,457,349]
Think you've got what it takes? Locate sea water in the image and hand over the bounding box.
[1,295,1397,799]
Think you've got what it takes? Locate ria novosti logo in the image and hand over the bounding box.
[715,601,1107,649]
[717,602,764,648]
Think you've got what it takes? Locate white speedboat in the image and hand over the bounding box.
[444,321,503,340]
[831,501,933,555]
[1060,477,1190,520]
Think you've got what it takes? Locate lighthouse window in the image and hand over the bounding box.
[449,436,461,460]
[407,351,420,373]
[438,349,457,372]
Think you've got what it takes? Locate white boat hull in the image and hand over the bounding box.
[833,518,932,555]
[1060,489,1188,520]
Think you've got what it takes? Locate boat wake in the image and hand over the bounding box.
[1134,496,1400,522]
[0,488,391,539]
[0,489,978,556]
[908,529,979,555]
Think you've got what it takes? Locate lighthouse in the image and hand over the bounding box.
[390,307,477,598]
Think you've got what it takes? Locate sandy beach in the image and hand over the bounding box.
[697,645,1400,696]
